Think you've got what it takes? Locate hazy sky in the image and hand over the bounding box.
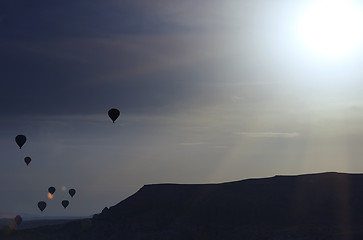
[2,0,363,217]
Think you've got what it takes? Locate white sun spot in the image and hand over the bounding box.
[297,0,363,59]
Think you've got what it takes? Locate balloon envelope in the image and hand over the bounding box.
[69,189,76,197]
[62,200,69,209]
[24,156,31,166]
[108,108,120,123]
[38,201,46,212]
[14,215,22,225]
[48,187,56,195]
[15,135,26,149]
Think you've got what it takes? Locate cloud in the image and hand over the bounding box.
[213,145,231,149]
[237,132,300,138]
[179,142,206,146]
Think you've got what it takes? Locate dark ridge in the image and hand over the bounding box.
[96,171,363,226]
[4,172,363,239]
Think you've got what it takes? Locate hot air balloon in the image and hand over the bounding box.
[48,187,56,195]
[15,135,26,149]
[108,108,120,123]
[38,201,46,212]
[69,189,76,198]
[24,156,31,166]
[62,200,69,209]
[14,215,22,225]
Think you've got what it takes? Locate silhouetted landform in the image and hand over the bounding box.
[4,172,363,239]
[19,220,76,230]
[0,218,80,230]
[0,216,88,231]
[0,218,13,230]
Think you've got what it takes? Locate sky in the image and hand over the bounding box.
[2,0,363,217]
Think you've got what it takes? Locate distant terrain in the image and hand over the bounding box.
[3,172,363,239]
[3,219,85,230]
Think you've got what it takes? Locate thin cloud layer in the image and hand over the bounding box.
[179,142,206,146]
[237,132,301,138]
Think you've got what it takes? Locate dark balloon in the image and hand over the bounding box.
[38,201,46,212]
[14,215,22,225]
[62,200,69,209]
[108,108,120,123]
[15,135,26,149]
[69,189,76,198]
[24,156,31,166]
[48,187,56,195]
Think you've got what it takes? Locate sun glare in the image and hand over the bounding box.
[297,0,363,59]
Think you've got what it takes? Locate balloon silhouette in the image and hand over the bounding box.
[14,215,22,225]
[108,108,120,123]
[48,187,56,195]
[38,201,46,212]
[24,156,31,166]
[62,200,69,209]
[69,189,76,198]
[15,135,26,149]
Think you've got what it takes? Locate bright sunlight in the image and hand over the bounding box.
[297,0,363,59]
